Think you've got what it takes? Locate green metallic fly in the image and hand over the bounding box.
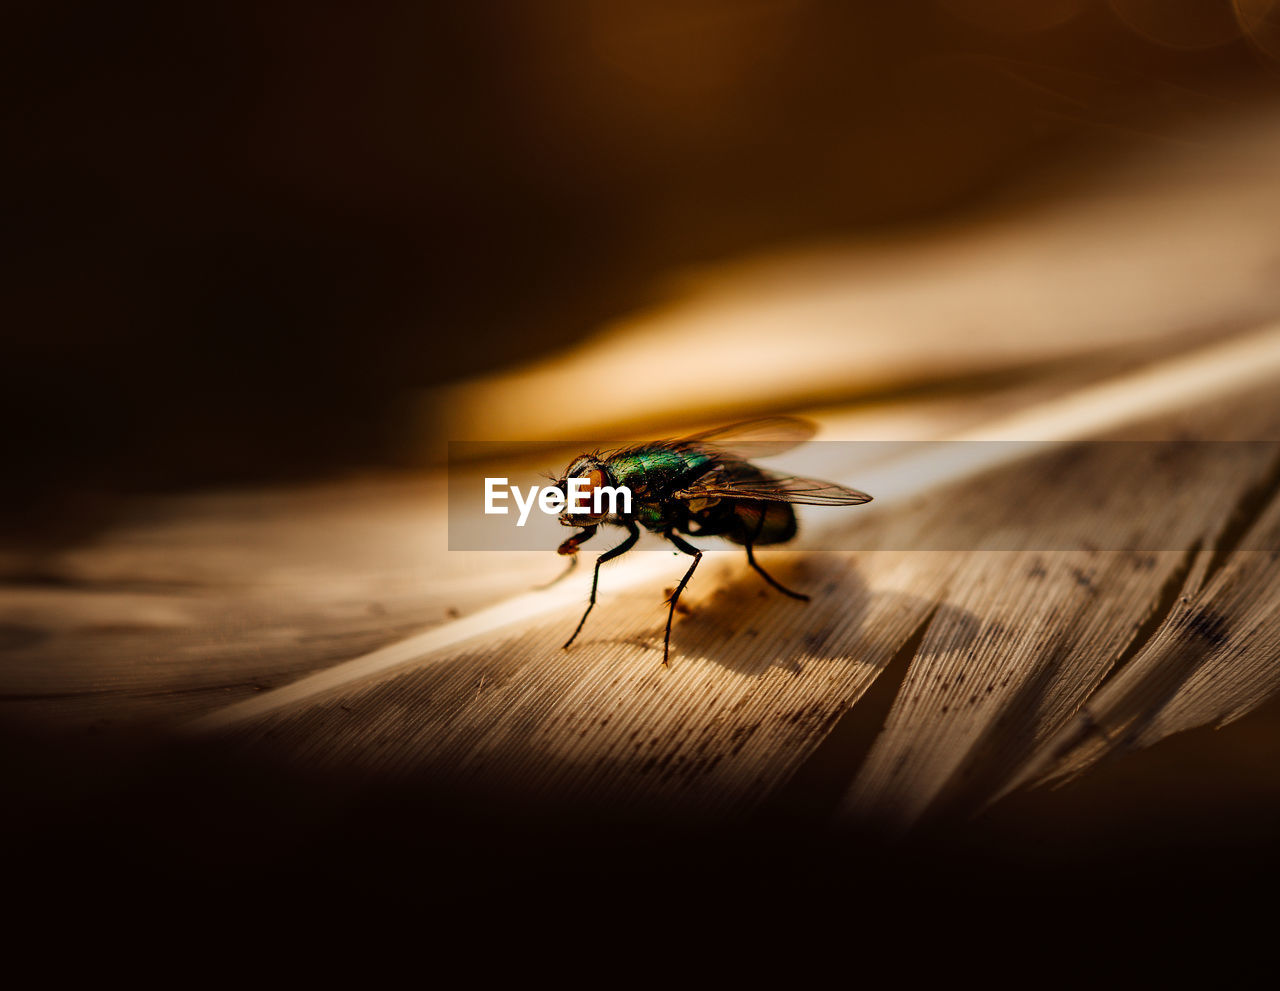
[547,416,872,667]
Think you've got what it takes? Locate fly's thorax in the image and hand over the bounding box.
[635,503,668,532]
[608,446,715,494]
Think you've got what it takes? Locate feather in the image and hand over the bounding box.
[161,328,1280,834]
[8,112,1280,839]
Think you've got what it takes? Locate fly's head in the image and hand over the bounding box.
[554,454,616,527]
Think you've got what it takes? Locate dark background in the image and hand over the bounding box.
[6,2,1280,933]
[8,1,1279,516]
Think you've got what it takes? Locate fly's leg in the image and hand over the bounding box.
[536,555,580,590]
[744,540,809,601]
[563,522,639,650]
[738,505,809,601]
[536,526,597,590]
[662,531,703,668]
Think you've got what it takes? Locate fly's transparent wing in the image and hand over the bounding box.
[674,466,872,506]
[671,416,817,459]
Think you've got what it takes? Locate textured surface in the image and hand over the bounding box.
[5,112,1280,838]
[190,370,1280,829]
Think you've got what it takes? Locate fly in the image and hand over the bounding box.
[546,416,872,667]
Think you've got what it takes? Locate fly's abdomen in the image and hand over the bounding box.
[727,501,797,546]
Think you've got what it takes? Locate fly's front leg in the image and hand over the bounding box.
[536,525,597,590]
[563,522,640,650]
[662,531,703,668]
[558,525,598,559]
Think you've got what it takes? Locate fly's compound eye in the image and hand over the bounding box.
[566,468,606,518]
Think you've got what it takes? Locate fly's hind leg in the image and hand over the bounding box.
[662,531,703,668]
[740,508,808,601]
[744,540,809,602]
[563,522,639,650]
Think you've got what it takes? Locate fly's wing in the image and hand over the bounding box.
[671,416,816,459]
[674,465,872,506]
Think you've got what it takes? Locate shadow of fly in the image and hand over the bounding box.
[544,417,872,667]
